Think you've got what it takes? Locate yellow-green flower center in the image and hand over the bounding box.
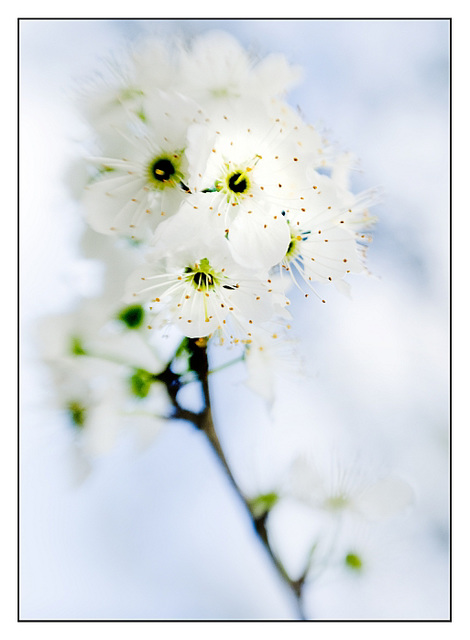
[216,165,253,200]
[147,152,184,189]
[185,258,220,290]
[286,226,311,261]
[227,171,249,194]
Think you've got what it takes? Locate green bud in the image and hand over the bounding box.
[130,368,154,398]
[70,336,86,356]
[345,552,363,572]
[67,401,86,428]
[249,492,279,519]
[118,304,145,329]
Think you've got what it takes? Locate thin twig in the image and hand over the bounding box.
[187,340,308,620]
[155,338,308,619]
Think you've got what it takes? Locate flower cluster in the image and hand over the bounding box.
[37,31,410,604]
[78,30,375,346]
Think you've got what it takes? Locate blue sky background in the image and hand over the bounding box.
[19,19,450,620]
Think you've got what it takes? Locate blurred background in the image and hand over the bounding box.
[19,19,450,620]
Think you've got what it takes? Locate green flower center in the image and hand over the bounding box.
[185,258,220,290]
[193,271,214,288]
[326,494,349,510]
[286,227,311,261]
[215,166,253,200]
[147,152,184,189]
[287,238,297,257]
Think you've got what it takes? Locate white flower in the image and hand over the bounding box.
[265,98,334,170]
[38,298,111,362]
[125,236,287,342]
[38,297,165,375]
[56,364,127,457]
[180,106,330,270]
[176,31,302,114]
[244,320,301,406]
[77,38,177,155]
[329,151,380,232]
[278,173,366,299]
[40,300,174,473]
[51,356,170,466]
[126,37,178,96]
[78,226,148,302]
[287,453,414,522]
[81,90,202,240]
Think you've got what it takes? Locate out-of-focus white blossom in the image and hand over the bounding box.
[262,452,414,584]
[38,297,165,375]
[176,31,303,114]
[287,454,414,522]
[243,321,302,406]
[51,357,170,471]
[39,295,173,478]
[82,91,202,240]
[76,38,177,155]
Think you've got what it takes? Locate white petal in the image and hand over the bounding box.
[89,332,165,373]
[82,173,148,237]
[228,209,290,270]
[175,290,224,338]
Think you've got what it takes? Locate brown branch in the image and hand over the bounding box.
[187,340,308,620]
[156,338,308,619]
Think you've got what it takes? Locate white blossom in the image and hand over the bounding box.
[82,90,202,240]
[76,38,177,154]
[243,320,301,406]
[51,356,170,466]
[287,453,414,522]
[125,233,288,342]
[38,297,165,375]
[39,30,393,604]
[180,108,330,270]
[176,30,303,114]
[278,173,366,299]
